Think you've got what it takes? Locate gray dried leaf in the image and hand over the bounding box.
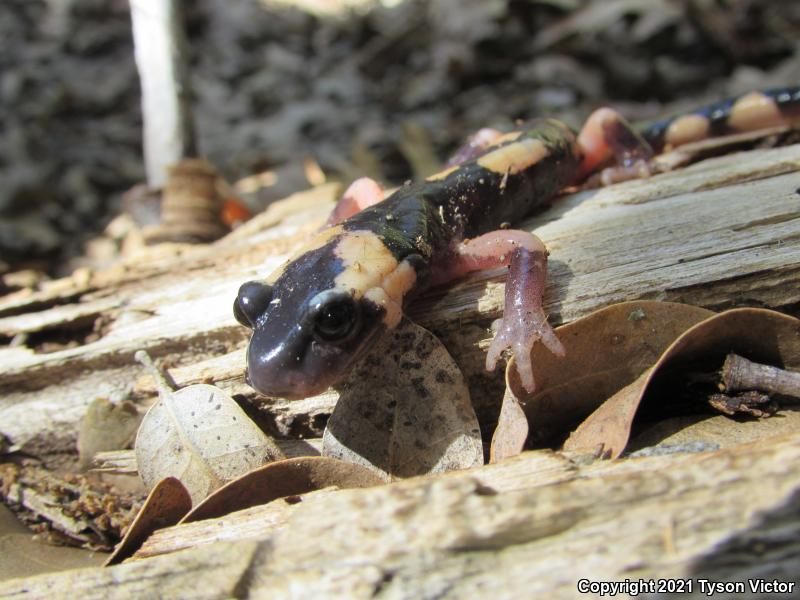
[134,352,284,505]
[323,318,483,480]
[77,397,142,471]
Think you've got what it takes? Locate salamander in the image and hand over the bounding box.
[234,87,800,399]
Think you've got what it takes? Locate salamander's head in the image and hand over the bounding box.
[234,228,419,399]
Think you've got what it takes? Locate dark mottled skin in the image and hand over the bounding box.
[641,86,800,152]
[345,119,581,262]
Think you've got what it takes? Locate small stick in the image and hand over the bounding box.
[134,350,178,393]
[721,353,800,399]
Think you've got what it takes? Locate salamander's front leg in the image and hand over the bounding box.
[432,230,565,392]
[326,177,385,226]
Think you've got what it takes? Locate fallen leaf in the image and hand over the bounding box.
[323,318,483,480]
[563,369,652,458]
[565,308,800,457]
[104,477,191,566]
[180,456,384,524]
[489,368,529,463]
[134,351,284,505]
[78,397,142,470]
[506,301,714,450]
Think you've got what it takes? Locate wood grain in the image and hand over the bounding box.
[1,145,799,460]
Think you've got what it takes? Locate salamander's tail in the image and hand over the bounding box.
[640,86,800,153]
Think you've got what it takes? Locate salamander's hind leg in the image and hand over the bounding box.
[445,127,504,166]
[431,230,564,392]
[326,177,385,225]
[577,108,654,185]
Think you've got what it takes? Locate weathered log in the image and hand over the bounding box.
[2,433,799,598]
[1,146,800,462]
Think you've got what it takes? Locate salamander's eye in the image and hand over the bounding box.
[308,290,360,343]
[234,281,273,328]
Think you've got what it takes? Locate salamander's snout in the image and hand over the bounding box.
[234,281,273,328]
[245,341,318,399]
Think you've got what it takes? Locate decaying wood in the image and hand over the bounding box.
[1,146,800,464]
[2,433,800,598]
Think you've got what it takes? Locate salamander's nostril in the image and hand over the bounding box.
[234,281,273,328]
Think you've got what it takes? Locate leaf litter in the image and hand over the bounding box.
[323,318,483,480]
[180,456,384,524]
[494,302,800,460]
[104,477,191,566]
[133,351,284,505]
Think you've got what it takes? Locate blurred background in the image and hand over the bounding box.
[2,0,798,279]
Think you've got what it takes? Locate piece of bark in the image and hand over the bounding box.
[2,146,800,463]
[2,432,800,598]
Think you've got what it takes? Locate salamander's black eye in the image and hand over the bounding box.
[308,290,360,343]
[234,281,273,328]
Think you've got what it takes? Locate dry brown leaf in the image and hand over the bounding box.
[489,368,529,463]
[104,477,191,566]
[134,352,284,505]
[565,308,800,457]
[179,456,384,524]
[505,301,714,450]
[323,318,483,480]
[563,369,652,458]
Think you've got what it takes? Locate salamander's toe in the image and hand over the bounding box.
[485,307,564,393]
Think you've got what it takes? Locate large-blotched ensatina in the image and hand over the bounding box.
[234,87,800,399]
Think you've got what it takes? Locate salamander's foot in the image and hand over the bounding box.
[484,246,565,393]
[595,158,653,186]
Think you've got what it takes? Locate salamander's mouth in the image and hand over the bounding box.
[245,364,328,400]
[245,331,351,400]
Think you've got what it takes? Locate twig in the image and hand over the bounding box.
[134,350,178,392]
[721,353,800,399]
